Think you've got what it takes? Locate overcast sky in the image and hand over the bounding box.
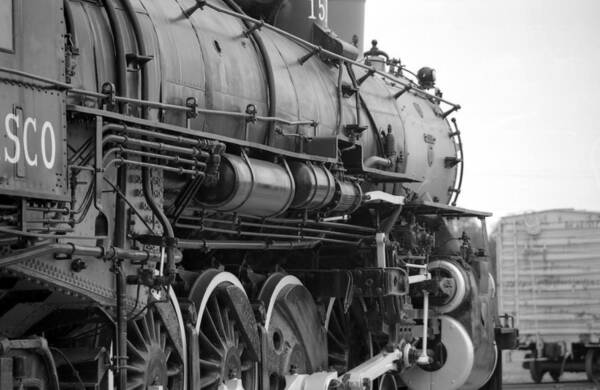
[364,0,600,225]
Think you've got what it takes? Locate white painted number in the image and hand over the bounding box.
[3,113,56,170]
[309,0,327,22]
[309,0,316,19]
[318,0,326,21]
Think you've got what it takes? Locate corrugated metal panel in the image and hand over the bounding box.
[496,209,600,343]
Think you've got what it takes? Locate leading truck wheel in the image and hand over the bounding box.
[585,348,600,384]
[189,270,260,390]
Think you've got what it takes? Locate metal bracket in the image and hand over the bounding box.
[393,85,412,99]
[299,47,322,65]
[244,20,265,37]
[357,68,376,86]
[442,104,461,119]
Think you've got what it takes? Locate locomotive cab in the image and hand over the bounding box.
[0,0,67,202]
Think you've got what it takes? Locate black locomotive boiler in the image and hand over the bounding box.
[0,1,516,389]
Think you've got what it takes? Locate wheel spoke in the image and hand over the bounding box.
[140,314,152,343]
[210,296,228,341]
[237,341,245,357]
[331,310,345,335]
[147,308,157,342]
[160,330,167,350]
[127,379,146,390]
[127,340,146,360]
[164,345,173,361]
[126,364,146,374]
[329,351,347,364]
[129,320,147,351]
[233,330,240,348]
[200,358,222,370]
[328,330,345,349]
[199,330,224,358]
[203,306,226,348]
[200,372,220,388]
[223,308,234,342]
[167,366,182,377]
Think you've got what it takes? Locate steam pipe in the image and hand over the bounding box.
[102,134,210,158]
[178,239,320,250]
[190,209,377,233]
[364,156,393,169]
[103,147,208,169]
[101,0,127,105]
[106,158,203,177]
[115,265,127,390]
[102,14,129,385]
[142,166,177,281]
[180,216,368,240]
[174,223,361,245]
[117,0,178,286]
[0,242,170,268]
[102,124,215,149]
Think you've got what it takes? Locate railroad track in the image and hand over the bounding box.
[503,381,597,390]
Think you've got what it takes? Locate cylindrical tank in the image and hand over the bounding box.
[290,162,336,210]
[197,154,295,217]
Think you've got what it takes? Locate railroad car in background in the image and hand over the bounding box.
[0,1,516,389]
[496,209,600,384]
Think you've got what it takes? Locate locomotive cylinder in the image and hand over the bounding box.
[289,162,336,210]
[197,154,295,217]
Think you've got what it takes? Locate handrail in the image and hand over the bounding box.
[200,1,460,108]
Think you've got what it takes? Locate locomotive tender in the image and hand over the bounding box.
[0,0,516,389]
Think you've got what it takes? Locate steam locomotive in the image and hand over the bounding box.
[0,0,516,389]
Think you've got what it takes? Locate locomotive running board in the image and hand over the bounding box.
[404,199,492,218]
